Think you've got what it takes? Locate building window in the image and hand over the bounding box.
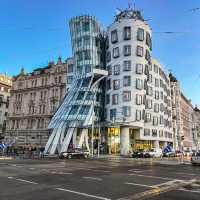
[136,94,142,105]
[67,76,73,84]
[123,45,131,56]
[155,78,159,87]
[106,79,111,90]
[68,64,73,73]
[136,64,143,74]
[113,65,120,75]
[155,91,159,100]
[110,109,116,121]
[84,50,91,60]
[152,129,157,137]
[154,64,159,73]
[83,35,90,46]
[113,79,120,90]
[106,51,111,63]
[123,60,131,71]
[153,117,158,125]
[77,51,83,61]
[77,38,82,47]
[147,86,153,96]
[82,21,90,32]
[123,91,131,102]
[136,46,144,57]
[111,30,118,43]
[106,94,110,104]
[160,103,164,112]
[145,113,151,122]
[146,32,152,50]
[136,79,143,90]
[144,129,150,136]
[123,106,131,117]
[148,74,152,83]
[145,49,151,62]
[79,105,90,115]
[160,115,164,124]
[123,76,131,87]
[112,94,119,105]
[124,26,131,40]
[113,47,120,58]
[146,99,152,109]
[137,28,144,41]
[154,103,159,113]
[136,110,141,121]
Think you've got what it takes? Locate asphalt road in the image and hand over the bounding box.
[0,158,200,200]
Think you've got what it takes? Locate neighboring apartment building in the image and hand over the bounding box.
[0,74,12,139]
[169,73,182,151]
[105,9,173,155]
[180,93,194,151]
[193,106,200,150]
[5,57,70,147]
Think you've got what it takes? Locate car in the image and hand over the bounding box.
[163,151,176,157]
[147,148,163,158]
[132,149,151,158]
[191,151,200,165]
[59,148,90,159]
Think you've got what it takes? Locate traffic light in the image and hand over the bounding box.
[181,136,184,140]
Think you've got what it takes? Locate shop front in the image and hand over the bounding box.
[107,127,120,154]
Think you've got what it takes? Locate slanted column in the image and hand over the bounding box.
[120,127,130,155]
[72,128,77,148]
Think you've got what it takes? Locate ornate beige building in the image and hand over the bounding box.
[0,74,12,139]
[5,57,73,147]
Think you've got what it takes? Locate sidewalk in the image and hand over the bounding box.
[93,154,192,165]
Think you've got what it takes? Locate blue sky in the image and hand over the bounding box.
[0,0,200,105]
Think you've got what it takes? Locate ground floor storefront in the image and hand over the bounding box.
[72,127,173,156]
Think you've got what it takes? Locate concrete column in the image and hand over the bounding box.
[120,127,130,155]
[164,141,168,148]
[154,140,159,149]
[72,128,77,148]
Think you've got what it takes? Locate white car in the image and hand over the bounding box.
[191,151,200,165]
[148,148,163,158]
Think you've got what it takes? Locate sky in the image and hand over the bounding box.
[0,0,200,105]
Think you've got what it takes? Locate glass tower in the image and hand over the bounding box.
[45,16,107,155]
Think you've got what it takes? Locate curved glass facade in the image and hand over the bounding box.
[45,16,107,154]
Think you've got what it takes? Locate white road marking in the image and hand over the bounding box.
[51,171,72,175]
[56,187,111,200]
[128,173,173,180]
[178,188,200,193]
[15,178,38,185]
[83,176,102,181]
[8,177,38,185]
[69,167,111,173]
[29,168,35,170]
[175,172,197,176]
[124,182,157,188]
[128,169,152,173]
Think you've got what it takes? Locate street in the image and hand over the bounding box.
[0,158,200,200]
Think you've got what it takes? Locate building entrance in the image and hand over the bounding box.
[107,127,120,154]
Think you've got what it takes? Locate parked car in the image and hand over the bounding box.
[163,151,176,157]
[132,149,151,158]
[191,151,200,165]
[147,148,163,158]
[59,148,90,159]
